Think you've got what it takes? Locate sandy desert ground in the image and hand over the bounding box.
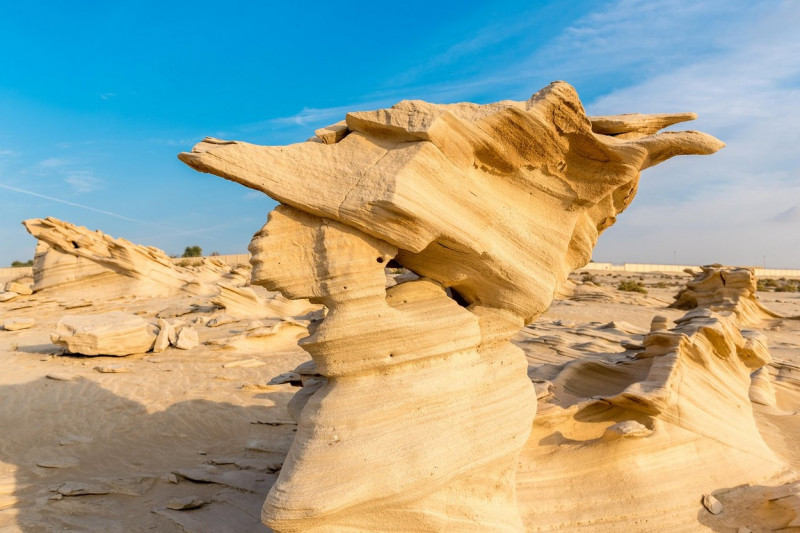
[1,261,798,532]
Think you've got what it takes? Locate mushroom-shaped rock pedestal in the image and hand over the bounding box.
[179,81,723,532]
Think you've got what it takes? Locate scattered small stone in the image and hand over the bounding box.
[57,481,109,496]
[0,292,18,303]
[46,373,74,382]
[175,327,199,350]
[166,496,206,510]
[603,421,653,441]
[206,313,236,328]
[702,493,724,515]
[197,450,207,455]
[152,318,173,353]
[93,365,130,373]
[166,473,179,484]
[49,493,63,500]
[37,457,79,468]
[621,341,645,350]
[2,317,36,331]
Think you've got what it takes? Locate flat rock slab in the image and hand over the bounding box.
[46,373,75,381]
[93,365,131,373]
[167,496,207,510]
[57,481,110,496]
[2,318,35,331]
[172,465,277,494]
[5,281,32,295]
[37,457,79,468]
[51,311,157,356]
[154,488,271,533]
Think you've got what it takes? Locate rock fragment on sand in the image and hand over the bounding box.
[702,493,724,515]
[602,421,654,441]
[206,313,236,327]
[46,373,74,381]
[166,496,206,510]
[57,481,110,496]
[175,326,199,350]
[93,364,130,373]
[51,311,157,356]
[152,318,173,353]
[0,292,18,303]
[5,281,33,295]
[37,457,79,468]
[2,317,36,331]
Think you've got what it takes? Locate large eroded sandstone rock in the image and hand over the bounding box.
[180,81,724,531]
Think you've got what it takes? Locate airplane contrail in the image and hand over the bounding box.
[0,182,192,234]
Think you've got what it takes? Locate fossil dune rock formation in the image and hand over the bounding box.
[671,264,785,325]
[180,81,724,531]
[521,306,786,530]
[22,217,216,299]
[22,217,310,319]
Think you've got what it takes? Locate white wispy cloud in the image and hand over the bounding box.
[64,170,102,193]
[581,0,800,266]
[39,157,70,168]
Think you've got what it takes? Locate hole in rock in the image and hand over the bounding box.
[448,287,470,308]
[71,240,80,249]
[376,257,384,264]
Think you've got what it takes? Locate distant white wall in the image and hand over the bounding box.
[578,263,800,278]
[170,253,251,267]
[0,266,33,283]
[5,257,800,284]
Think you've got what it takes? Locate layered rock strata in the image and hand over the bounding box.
[180,81,724,531]
[22,217,310,318]
[519,271,793,530]
[23,217,211,298]
[670,264,783,325]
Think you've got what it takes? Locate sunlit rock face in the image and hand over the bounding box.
[180,81,723,532]
[670,264,785,325]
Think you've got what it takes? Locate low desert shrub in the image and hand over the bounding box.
[617,280,648,294]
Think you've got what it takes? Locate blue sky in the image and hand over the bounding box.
[1,0,798,267]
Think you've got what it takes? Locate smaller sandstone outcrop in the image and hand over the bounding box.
[175,327,199,350]
[211,284,317,318]
[51,312,157,356]
[670,264,782,325]
[4,280,32,295]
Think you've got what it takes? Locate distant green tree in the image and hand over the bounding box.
[10,259,33,267]
[182,245,203,258]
